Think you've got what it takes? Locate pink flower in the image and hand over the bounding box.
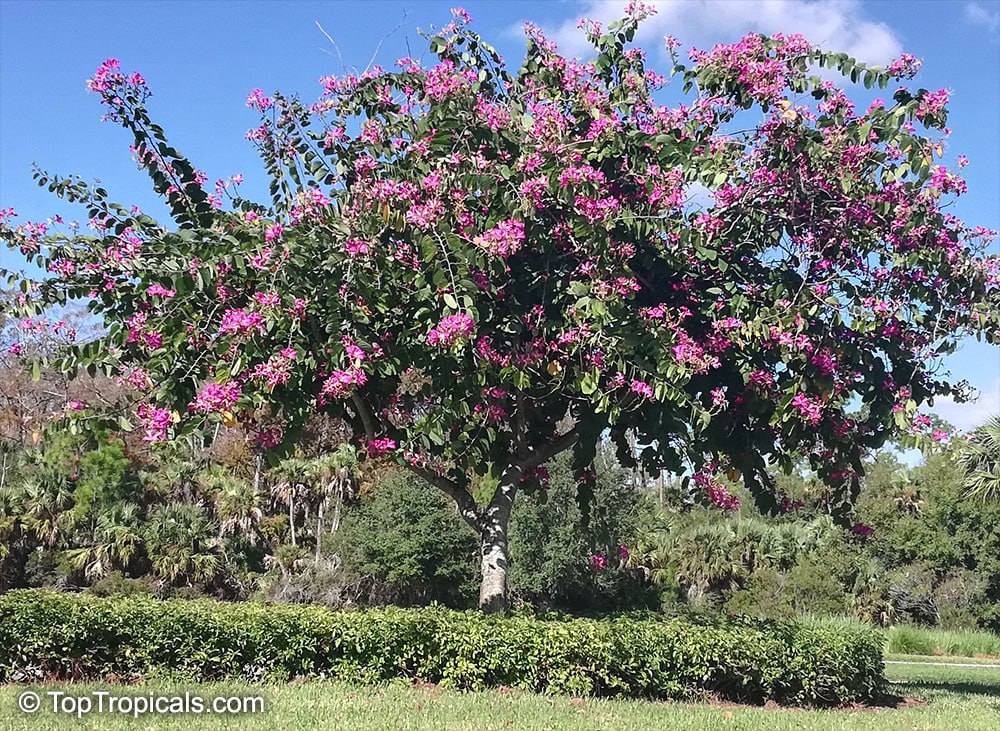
[265,223,283,242]
[367,437,397,456]
[915,88,950,125]
[791,392,824,425]
[254,291,280,308]
[190,382,241,414]
[219,308,265,336]
[344,238,373,257]
[404,199,445,230]
[693,471,741,511]
[886,53,922,79]
[246,88,274,111]
[630,380,655,399]
[931,429,950,443]
[320,368,367,402]
[427,313,475,347]
[252,351,296,388]
[474,218,525,258]
[589,553,608,570]
[137,403,173,442]
[147,283,176,298]
[252,427,283,451]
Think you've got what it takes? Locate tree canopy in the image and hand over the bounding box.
[2,4,997,610]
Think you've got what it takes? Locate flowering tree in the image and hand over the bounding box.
[3,5,997,612]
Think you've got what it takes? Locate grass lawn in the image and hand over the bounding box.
[1,663,997,730]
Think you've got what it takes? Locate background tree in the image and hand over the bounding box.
[959,414,1000,501]
[2,5,997,611]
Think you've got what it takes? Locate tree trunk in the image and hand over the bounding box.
[477,476,516,614]
[478,516,510,614]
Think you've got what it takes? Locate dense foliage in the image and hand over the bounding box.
[3,4,997,610]
[0,590,885,705]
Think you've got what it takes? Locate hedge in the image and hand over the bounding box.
[0,590,885,705]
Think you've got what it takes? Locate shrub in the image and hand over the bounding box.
[508,450,658,612]
[0,590,884,705]
[334,472,479,607]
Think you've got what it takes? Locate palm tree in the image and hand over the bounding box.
[269,457,310,547]
[959,414,1000,501]
[17,477,76,547]
[66,502,143,580]
[199,467,264,539]
[143,503,221,585]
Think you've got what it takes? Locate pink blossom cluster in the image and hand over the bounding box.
[343,238,373,257]
[290,187,331,224]
[219,308,266,336]
[558,165,605,187]
[190,382,241,414]
[574,194,620,224]
[252,348,297,389]
[117,367,151,390]
[427,313,475,347]
[475,98,511,131]
[791,392,824,425]
[886,53,922,78]
[245,88,274,112]
[124,313,162,350]
[589,553,608,570]
[137,403,172,442]
[147,283,176,298]
[423,59,477,101]
[474,218,525,258]
[693,471,741,511]
[367,437,397,456]
[520,177,549,208]
[405,199,445,229]
[672,332,721,373]
[630,380,654,399]
[252,427,283,451]
[915,89,950,126]
[320,368,367,400]
[690,33,809,104]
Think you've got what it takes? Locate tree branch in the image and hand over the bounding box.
[406,463,482,531]
[519,424,580,472]
[350,391,377,441]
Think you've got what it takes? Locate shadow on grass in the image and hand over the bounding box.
[897,680,1000,699]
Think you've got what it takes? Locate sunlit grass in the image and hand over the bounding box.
[1,662,998,731]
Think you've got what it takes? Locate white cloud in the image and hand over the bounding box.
[929,377,1000,432]
[964,2,1000,38]
[545,0,902,65]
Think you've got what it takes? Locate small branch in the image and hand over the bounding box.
[514,393,528,463]
[520,424,581,472]
[350,391,377,441]
[406,463,482,530]
[315,22,348,74]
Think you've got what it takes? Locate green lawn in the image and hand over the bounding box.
[2,663,998,731]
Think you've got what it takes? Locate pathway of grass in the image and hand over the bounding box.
[1,662,997,730]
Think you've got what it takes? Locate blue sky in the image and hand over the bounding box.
[1,0,997,429]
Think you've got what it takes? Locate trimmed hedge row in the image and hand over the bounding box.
[0,590,885,705]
